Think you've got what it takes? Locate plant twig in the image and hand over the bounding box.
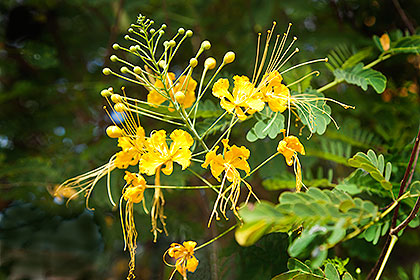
[392,0,416,35]
[390,197,420,235]
[367,127,420,280]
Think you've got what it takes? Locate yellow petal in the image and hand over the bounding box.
[212,78,231,99]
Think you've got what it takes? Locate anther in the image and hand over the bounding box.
[129,46,136,52]
[110,55,118,62]
[189,58,198,68]
[174,91,185,103]
[293,36,298,40]
[161,24,167,29]
[324,57,328,62]
[150,28,155,34]
[111,94,123,103]
[223,51,236,64]
[124,35,130,40]
[295,48,300,52]
[112,43,120,50]
[106,126,123,138]
[114,103,127,112]
[128,28,134,33]
[169,40,176,47]
[186,30,193,37]
[204,57,216,70]
[178,28,185,35]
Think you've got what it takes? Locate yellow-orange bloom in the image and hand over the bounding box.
[140,129,194,176]
[260,70,290,113]
[277,132,305,192]
[202,139,257,225]
[115,126,146,169]
[212,75,265,120]
[120,172,147,280]
[166,241,199,280]
[147,72,197,110]
[277,134,305,165]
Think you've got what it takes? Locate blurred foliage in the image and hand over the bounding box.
[1,0,419,279]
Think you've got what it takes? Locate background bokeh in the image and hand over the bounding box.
[1,0,419,279]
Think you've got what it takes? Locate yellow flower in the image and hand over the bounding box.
[166,241,199,280]
[212,75,265,120]
[202,139,257,225]
[139,129,193,241]
[140,129,194,176]
[120,172,147,280]
[260,70,290,113]
[277,132,305,192]
[277,134,305,166]
[147,72,197,110]
[115,126,146,169]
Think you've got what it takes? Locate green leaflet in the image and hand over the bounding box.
[246,107,285,142]
[333,63,387,93]
[236,188,378,248]
[294,89,332,135]
[348,149,393,190]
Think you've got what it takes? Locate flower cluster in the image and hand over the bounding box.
[58,15,351,280]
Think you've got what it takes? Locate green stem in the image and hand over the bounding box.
[364,54,392,69]
[317,79,341,93]
[201,111,228,138]
[244,152,280,179]
[194,224,237,251]
[147,185,220,189]
[374,235,398,280]
[187,168,219,193]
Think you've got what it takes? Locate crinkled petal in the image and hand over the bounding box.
[212,78,232,99]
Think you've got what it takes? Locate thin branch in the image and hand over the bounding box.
[367,126,420,280]
[390,197,420,235]
[392,0,416,35]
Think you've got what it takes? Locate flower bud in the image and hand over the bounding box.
[201,40,211,50]
[189,58,198,68]
[158,60,166,68]
[204,57,216,70]
[106,126,123,138]
[120,66,129,74]
[223,51,236,64]
[174,91,185,104]
[100,89,112,97]
[114,102,127,112]
[111,94,122,103]
[133,66,142,74]
[102,68,112,75]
